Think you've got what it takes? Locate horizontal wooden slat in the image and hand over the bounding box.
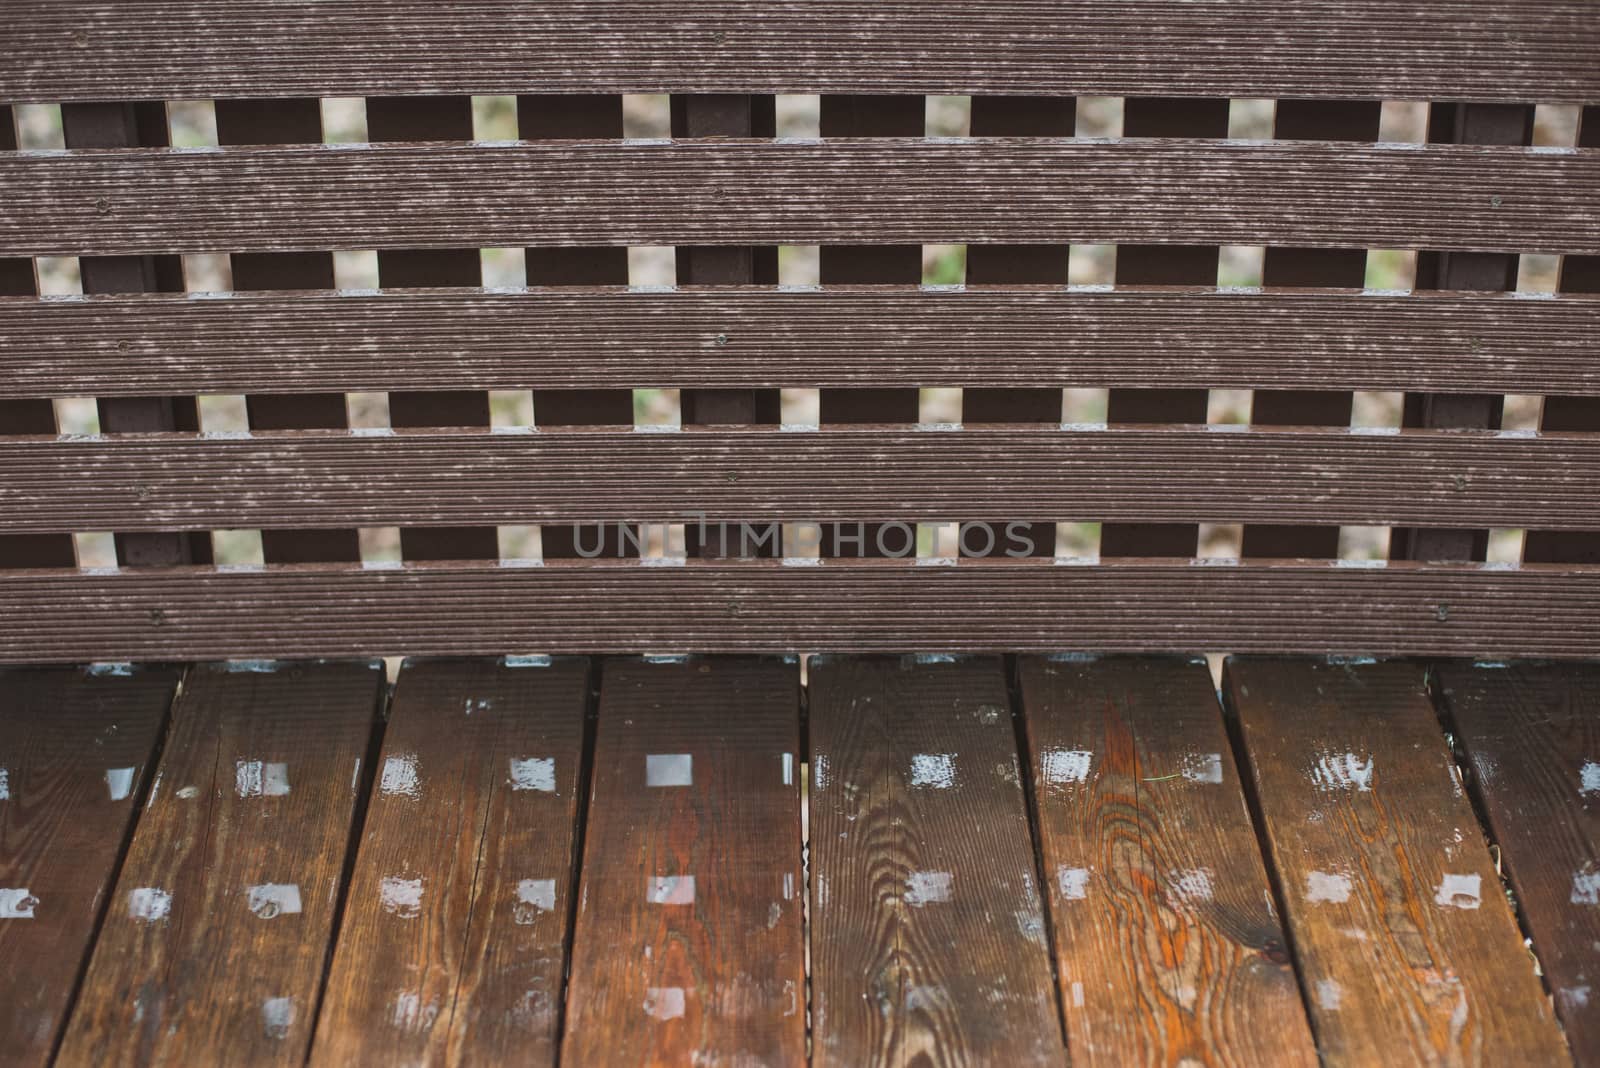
[4,139,1596,257]
[3,425,1598,533]
[4,286,1598,399]
[5,1,1596,104]
[0,560,1596,663]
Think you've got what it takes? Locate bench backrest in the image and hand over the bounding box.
[1,1,1598,662]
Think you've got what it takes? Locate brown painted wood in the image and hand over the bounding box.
[1018,654,1315,1066]
[561,656,804,1065]
[1102,98,1228,559]
[1434,660,1600,1063]
[311,656,588,1066]
[818,96,923,559]
[963,96,1069,557]
[1226,657,1570,1066]
[8,425,1597,533]
[7,286,1598,400]
[364,96,497,563]
[1243,100,1380,560]
[1395,103,1533,564]
[674,94,781,559]
[1525,104,1600,566]
[214,97,357,565]
[0,104,72,571]
[58,100,207,569]
[808,654,1060,1065]
[518,92,637,561]
[3,559,1600,663]
[0,665,176,1066]
[56,660,382,1066]
[14,138,1598,257]
[13,2,1598,105]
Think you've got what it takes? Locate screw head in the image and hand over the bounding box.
[94,197,111,215]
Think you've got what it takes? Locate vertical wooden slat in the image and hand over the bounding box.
[1226,658,1570,1066]
[1525,105,1600,565]
[59,101,208,568]
[1101,98,1229,559]
[0,105,75,571]
[673,94,782,559]
[0,666,177,1066]
[214,98,359,565]
[1435,660,1600,1064]
[518,93,638,560]
[809,654,1060,1065]
[1394,102,1532,564]
[1244,100,1381,560]
[365,96,497,562]
[820,95,923,558]
[963,96,1071,559]
[561,656,804,1065]
[311,657,588,1066]
[1018,655,1316,1066]
[56,661,382,1066]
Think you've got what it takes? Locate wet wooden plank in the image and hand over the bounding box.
[809,654,1060,1066]
[0,665,176,1065]
[1226,657,1570,1066]
[56,660,383,1066]
[1435,660,1600,1063]
[1018,654,1315,1066]
[310,656,589,1065]
[561,656,804,1065]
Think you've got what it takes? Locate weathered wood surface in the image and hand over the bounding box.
[5,561,1600,663]
[0,665,176,1066]
[808,655,1060,1065]
[55,661,382,1066]
[1436,660,1600,1063]
[5,426,1597,532]
[1226,658,1570,1066]
[8,140,1598,257]
[214,96,359,566]
[1242,99,1378,561]
[1099,96,1226,559]
[312,657,589,1066]
[8,1,1597,103]
[1019,654,1315,1066]
[562,656,805,1066]
[6,287,1596,400]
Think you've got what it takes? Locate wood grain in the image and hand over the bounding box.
[808,654,1060,1065]
[6,139,1598,257]
[3,559,1600,663]
[0,665,176,1065]
[1434,660,1600,1063]
[55,660,382,1066]
[4,425,1598,532]
[311,657,588,1066]
[1226,657,1570,1066]
[561,656,804,1066]
[1018,654,1315,1066]
[7,1,1596,104]
[6,286,1596,400]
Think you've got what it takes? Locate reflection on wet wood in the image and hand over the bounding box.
[56,661,381,1066]
[1437,660,1600,1064]
[1226,657,1570,1067]
[809,654,1060,1067]
[561,656,805,1066]
[1019,654,1315,1066]
[311,657,589,1066]
[0,665,176,1066]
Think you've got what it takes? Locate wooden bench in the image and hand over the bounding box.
[2,3,1598,1064]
